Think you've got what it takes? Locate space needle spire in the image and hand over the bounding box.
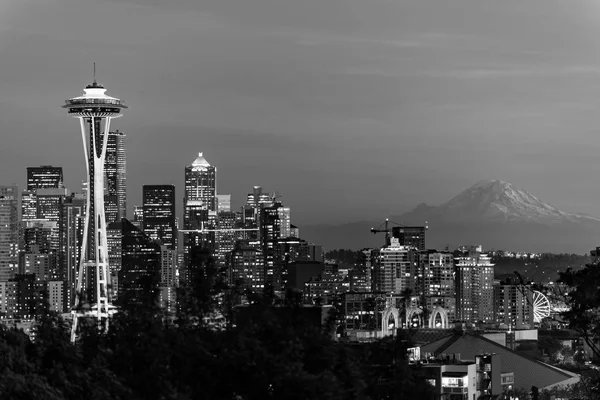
[62,67,128,342]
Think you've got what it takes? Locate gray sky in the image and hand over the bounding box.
[2,0,600,224]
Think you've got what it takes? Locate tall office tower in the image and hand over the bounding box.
[183,153,217,283]
[159,245,178,315]
[454,245,495,323]
[241,186,273,244]
[391,226,427,251]
[132,205,144,230]
[59,194,85,307]
[62,73,128,339]
[27,166,63,191]
[227,246,265,294]
[494,283,534,329]
[259,202,289,291]
[104,130,127,223]
[106,221,123,301]
[0,186,20,282]
[417,250,456,324]
[118,219,161,307]
[143,185,176,250]
[372,238,415,294]
[36,187,69,252]
[184,152,217,213]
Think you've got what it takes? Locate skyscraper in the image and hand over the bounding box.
[494,282,534,329]
[416,250,456,324]
[0,186,20,282]
[372,238,415,294]
[182,153,217,283]
[23,166,64,224]
[59,194,85,307]
[104,130,127,223]
[143,185,176,250]
[455,245,495,323]
[184,152,217,213]
[26,166,63,191]
[118,219,161,307]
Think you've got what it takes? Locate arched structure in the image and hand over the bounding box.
[381,306,400,335]
[428,306,449,329]
[406,307,424,328]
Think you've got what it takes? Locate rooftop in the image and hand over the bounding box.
[189,152,212,170]
[420,331,579,390]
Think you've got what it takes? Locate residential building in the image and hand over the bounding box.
[494,283,534,329]
[455,245,495,323]
[372,238,415,294]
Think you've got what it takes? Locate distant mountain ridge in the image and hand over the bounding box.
[399,180,600,225]
[301,180,600,254]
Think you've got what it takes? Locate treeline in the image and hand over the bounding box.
[493,253,591,282]
[0,252,435,400]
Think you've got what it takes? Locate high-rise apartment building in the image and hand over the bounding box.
[104,130,127,223]
[372,238,415,294]
[0,186,20,282]
[494,283,534,329]
[416,250,456,323]
[26,166,63,191]
[455,245,494,323]
[143,185,176,250]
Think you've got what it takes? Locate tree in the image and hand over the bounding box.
[558,264,600,360]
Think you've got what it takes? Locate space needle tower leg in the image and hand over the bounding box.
[63,71,128,343]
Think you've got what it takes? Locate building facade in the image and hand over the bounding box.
[143,185,177,250]
[0,186,20,282]
[104,130,127,223]
[455,246,495,323]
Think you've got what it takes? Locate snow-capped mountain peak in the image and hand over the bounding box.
[408,180,599,224]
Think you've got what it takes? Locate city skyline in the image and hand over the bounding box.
[4,1,600,226]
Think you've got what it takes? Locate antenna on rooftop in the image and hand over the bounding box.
[93,62,97,85]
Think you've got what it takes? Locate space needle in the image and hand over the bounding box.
[62,65,128,342]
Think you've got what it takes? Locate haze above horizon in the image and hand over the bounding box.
[2,0,600,225]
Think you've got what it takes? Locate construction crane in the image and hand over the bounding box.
[370,218,392,246]
[370,219,429,247]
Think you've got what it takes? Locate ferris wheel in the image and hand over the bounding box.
[533,291,551,323]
